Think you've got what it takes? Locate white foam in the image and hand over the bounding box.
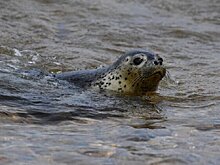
[13,48,22,57]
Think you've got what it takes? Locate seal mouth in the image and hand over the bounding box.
[145,68,166,80]
[136,67,166,93]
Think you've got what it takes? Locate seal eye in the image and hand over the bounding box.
[133,57,143,65]
[125,57,130,62]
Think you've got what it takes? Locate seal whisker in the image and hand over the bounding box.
[131,75,144,87]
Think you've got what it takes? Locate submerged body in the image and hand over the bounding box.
[55,50,166,95]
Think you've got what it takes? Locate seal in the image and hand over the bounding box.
[55,50,166,95]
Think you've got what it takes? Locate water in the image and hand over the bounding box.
[0,0,220,164]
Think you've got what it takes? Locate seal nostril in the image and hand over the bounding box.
[158,57,163,62]
[154,61,159,65]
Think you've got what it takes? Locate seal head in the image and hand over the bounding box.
[91,50,166,94]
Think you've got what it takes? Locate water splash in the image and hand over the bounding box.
[0,46,42,72]
[160,70,179,89]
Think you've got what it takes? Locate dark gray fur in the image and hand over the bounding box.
[55,67,109,87]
